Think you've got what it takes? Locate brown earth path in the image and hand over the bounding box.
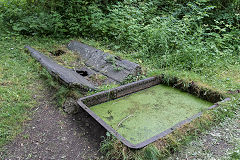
[0,86,105,160]
[168,113,240,159]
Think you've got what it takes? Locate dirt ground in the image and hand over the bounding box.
[168,114,240,159]
[0,87,105,160]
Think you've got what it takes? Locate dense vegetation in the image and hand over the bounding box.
[1,0,239,72]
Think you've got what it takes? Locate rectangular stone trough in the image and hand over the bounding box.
[77,77,230,149]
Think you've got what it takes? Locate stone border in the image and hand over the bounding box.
[77,76,231,149]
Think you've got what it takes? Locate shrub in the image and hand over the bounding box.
[0,0,239,71]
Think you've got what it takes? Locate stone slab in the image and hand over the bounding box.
[25,46,96,90]
[67,41,141,82]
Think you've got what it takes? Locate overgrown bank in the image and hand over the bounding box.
[1,0,239,72]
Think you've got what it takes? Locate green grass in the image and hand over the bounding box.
[0,33,70,147]
[147,67,240,94]
[0,35,38,146]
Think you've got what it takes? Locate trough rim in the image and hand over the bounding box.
[77,76,231,149]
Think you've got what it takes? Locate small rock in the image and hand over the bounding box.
[61,155,66,159]
[61,137,66,141]
[63,98,79,114]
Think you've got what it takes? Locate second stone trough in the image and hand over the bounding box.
[67,41,141,83]
[25,41,141,91]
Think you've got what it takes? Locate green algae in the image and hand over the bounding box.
[90,85,213,145]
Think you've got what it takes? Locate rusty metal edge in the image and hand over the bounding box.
[79,77,158,100]
[79,77,160,107]
[77,77,231,149]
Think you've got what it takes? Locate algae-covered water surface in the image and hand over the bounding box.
[90,85,213,145]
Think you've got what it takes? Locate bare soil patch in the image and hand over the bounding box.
[0,87,105,160]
